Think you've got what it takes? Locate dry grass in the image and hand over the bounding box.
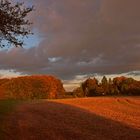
[54,97,140,129]
[1,97,140,140]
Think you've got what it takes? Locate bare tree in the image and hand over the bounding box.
[0,0,33,48]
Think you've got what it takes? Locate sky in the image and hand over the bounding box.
[0,0,140,91]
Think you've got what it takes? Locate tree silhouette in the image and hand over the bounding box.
[0,0,33,48]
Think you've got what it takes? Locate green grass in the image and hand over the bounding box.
[0,99,20,139]
[0,99,19,117]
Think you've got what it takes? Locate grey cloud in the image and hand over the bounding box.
[0,0,140,80]
[126,71,140,76]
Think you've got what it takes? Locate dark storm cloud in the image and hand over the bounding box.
[0,0,140,79]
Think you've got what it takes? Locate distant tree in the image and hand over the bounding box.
[129,81,140,95]
[73,86,85,97]
[0,0,33,48]
[101,76,108,86]
[108,78,112,85]
[101,76,109,95]
[73,76,140,97]
[82,77,99,96]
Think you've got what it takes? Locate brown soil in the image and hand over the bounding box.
[2,97,140,140]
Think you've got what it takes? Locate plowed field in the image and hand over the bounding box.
[1,97,140,140]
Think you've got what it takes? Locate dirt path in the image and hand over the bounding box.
[2,97,140,140]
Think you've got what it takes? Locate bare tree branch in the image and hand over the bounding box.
[0,0,33,48]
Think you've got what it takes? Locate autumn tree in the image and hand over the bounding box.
[0,75,65,99]
[0,0,33,48]
[82,77,99,96]
[74,76,140,97]
[101,76,109,95]
[73,86,85,97]
[101,76,108,86]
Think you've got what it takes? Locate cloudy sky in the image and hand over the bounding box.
[0,0,140,90]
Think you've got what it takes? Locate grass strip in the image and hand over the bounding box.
[0,99,20,139]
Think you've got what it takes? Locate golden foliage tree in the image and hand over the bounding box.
[0,75,65,99]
